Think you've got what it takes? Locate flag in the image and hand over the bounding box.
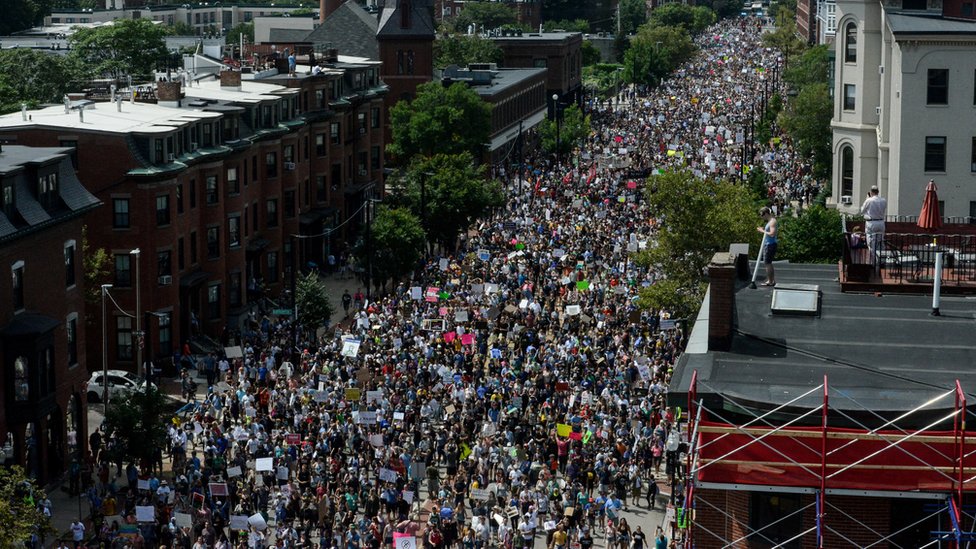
[586,164,596,184]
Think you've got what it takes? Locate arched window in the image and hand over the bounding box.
[845,23,857,63]
[841,145,854,197]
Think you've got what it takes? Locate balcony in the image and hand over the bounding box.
[840,217,976,293]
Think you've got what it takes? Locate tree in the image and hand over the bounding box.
[295,272,335,333]
[778,83,832,179]
[0,49,82,113]
[624,25,696,85]
[226,21,255,47]
[69,18,170,79]
[354,206,425,290]
[617,0,647,35]
[82,225,112,307]
[697,0,744,19]
[165,21,196,36]
[540,103,591,155]
[434,34,503,68]
[581,40,602,66]
[583,63,625,99]
[0,465,53,547]
[387,81,492,163]
[451,1,518,32]
[777,205,843,263]
[102,387,170,467]
[649,4,715,34]
[762,8,806,65]
[783,44,829,89]
[635,169,760,316]
[0,0,50,35]
[542,19,590,33]
[403,153,504,249]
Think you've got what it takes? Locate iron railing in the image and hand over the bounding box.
[842,231,976,285]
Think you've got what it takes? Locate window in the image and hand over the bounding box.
[266,199,279,228]
[176,184,184,214]
[226,215,241,250]
[208,284,221,318]
[372,145,381,171]
[371,107,380,129]
[207,226,220,259]
[316,134,326,156]
[114,254,131,287]
[14,357,28,401]
[12,262,24,310]
[267,252,279,283]
[331,122,340,145]
[227,167,239,194]
[316,175,327,202]
[190,179,197,208]
[266,152,278,178]
[357,112,367,134]
[1,183,13,218]
[397,49,404,75]
[158,312,171,355]
[157,250,172,278]
[927,69,949,105]
[406,50,414,74]
[65,241,76,287]
[972,137,976,172]
[843,84,856,110]
[117,316,133,361]
[66,315,78,366]
[230,272,242,307]
[154,139,164,164]
[113,198,130,228]
[284,145,294,164]
[37,173,58,208]
[206,176,219,205]
[178,238,185,270]
[844,23,857,62]
[750,493,803,548]
[202,122,213,147]
[190,231,198,264]
[925,136,947,172]
[156,194,170,226]
[284,191,295,219]
[841,146,854,198]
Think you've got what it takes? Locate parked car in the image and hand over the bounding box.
[86,370,156,403]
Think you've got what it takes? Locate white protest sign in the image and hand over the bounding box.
[277,466,289,480]
[255,457,274,471]
[395,536,417,549]
[229,515,249,530]
[565,305,581,316]
[357,411,377,424]
[137,479,150,491]
[369,434,384,447]
[439,258,449,271]
[227,466,242,478]
[393,411,405,421]
[174,512,192,528]
[135,506,155,523]
[341,339,361,358]
[455,311,469,322]
[402,490,414,503]
[378,468,398,483]
[248,513,268,531]
[470,488,490,501]
[366,390,383,404]
[410,287,422,300]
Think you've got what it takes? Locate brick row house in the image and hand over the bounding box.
[0,63,387,378]
[0,145,100,484]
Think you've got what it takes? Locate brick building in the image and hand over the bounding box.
[0,145,100,484]
[491,31,583,113]
[0,63,386,374]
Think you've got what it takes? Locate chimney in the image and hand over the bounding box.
[21,104,27,121]
[707,252,736,352]
[78,105,85,123]
[320,0,344,22]
[219,70,242,92]
[156,80,183,108]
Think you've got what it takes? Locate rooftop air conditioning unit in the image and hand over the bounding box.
[158,275,173,286]
[841,195,853,205]
[284,162,296,171]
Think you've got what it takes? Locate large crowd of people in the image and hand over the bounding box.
[70,16,812,549]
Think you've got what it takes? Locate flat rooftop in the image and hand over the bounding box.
[492,31,582,42]
[670,263,976,423]
[886,12,976,35]
[0,101,222,134]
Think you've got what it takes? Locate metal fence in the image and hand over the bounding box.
[842,230,976,285]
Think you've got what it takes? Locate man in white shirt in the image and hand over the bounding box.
[70,520,85,548]
[860,185,887,268]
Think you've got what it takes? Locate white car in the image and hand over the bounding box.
[86,370,156,402]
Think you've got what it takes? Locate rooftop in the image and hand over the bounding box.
[441,66,547,97]
[670,263,976,423]
[886,11,976,35]
[0,101,224,135]
[491,31,583,42]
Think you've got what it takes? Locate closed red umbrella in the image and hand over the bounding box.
[917,179,942,231]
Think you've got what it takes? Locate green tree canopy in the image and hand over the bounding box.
[783,44,829,90]
[624,24,696,85]
[296,272,335,332]
[778,82,832,179]
[581,40,602,66]
[434,34,503,69]
[387,81,492,163]
[617,0,648,35]
[777,205,843,264]
[635,169,760,317]
[583,63,625,99]
[0,465,53,547]
[403,152,504,249]
[540,103,591,155]
[451,1,518,32]
[355,206,425,289]
[649,4,715,34]
[69,18,171,79]
[762,8,806,64]
[226,21,255,46]
[0,49,82,114]
[82,225,112,307]
[102,387,170,467]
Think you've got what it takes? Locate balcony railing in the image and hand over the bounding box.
[842,230,976,288]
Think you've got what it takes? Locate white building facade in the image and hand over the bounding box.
[830,0,976,219]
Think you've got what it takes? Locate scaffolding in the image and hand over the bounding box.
[679,370,976,548]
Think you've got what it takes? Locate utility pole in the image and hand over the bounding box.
[101,284,113,404]
[130,248,142,379]
[290,234,298,348]
[365,199,374,301]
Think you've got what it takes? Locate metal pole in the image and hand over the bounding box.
[932,251,944,316]
[750,235,767,289]
[366,200,373,301]
[101,284,113,404]
[131,248,141,378]
[552,94,560,171]
[290,234,298,346]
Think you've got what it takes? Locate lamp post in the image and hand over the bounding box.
[130,248,142,379]
[100,284,113,405]
[552,93,561,171]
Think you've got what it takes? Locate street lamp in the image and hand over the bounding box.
[100,284,113,405]
[130,248,142,379]
[552,93,561,171]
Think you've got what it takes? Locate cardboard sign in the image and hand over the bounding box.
[345,388,362,401]
[393,411,405,421]
[255,457,274,471]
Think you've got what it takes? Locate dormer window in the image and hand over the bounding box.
[37,172,58,209]
[1,182,13,218]
[202,123,213,147]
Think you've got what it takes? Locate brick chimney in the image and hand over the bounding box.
[707,252,736,352]
[320,0,345,22]
[156,80,183,108]
[219,70,242,92]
